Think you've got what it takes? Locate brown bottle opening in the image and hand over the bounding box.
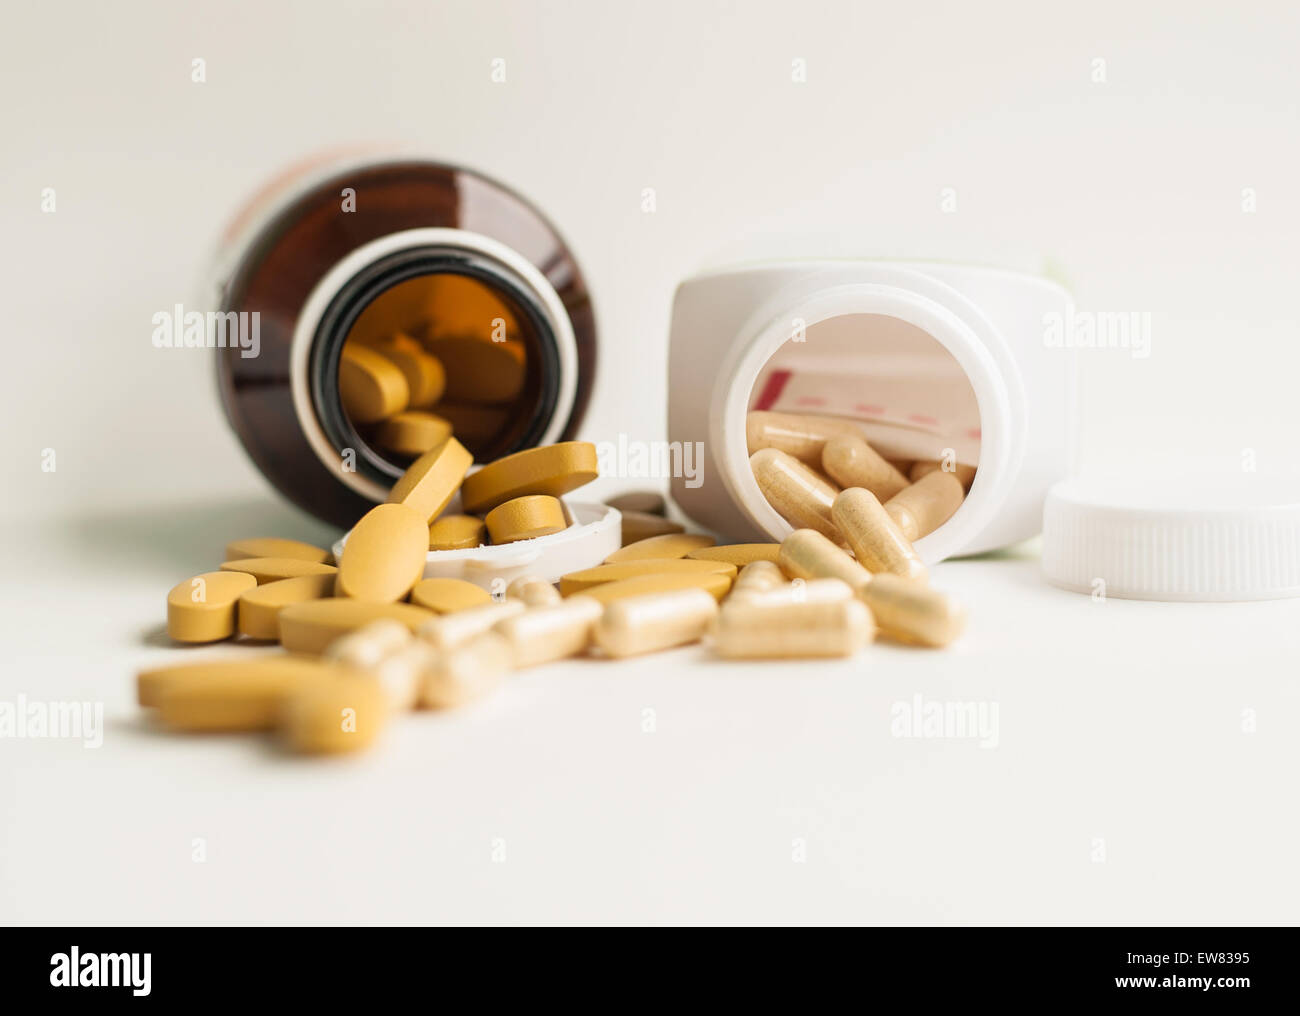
[214,159,596,530]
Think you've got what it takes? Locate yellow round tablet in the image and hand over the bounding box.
[425,336,526,404]
[374,410,452,457]
[336,503,430,602]
[409,577,493,613]
[571,572,733,604]
[428,514,487,551]
[339,343,409,423]
[223,537,331,564]
[278,598,436,655]
[387,437,474,523]
[374,346,445,408]
[484,495,568,544]
[237,573,339,640]
[460,442,599,514]
[434,403,510,446]
[605,533,715,563]
[685,543,781,566]
[218,557,338,584]
[283,675,390,755]
[618,509,684,545]
[166,570,258,643]
[558,559,737,596]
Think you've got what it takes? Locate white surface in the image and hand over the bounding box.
[4,0,1300,925]
[1044,470,1300,600]
[3,505,1299,925]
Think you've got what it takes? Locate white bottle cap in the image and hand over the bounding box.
[1042,472,1300,601]
[333,501,620,592]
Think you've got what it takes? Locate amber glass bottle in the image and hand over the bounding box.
[205,154,596,528]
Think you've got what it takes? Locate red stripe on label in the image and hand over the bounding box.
[752,369,792,411]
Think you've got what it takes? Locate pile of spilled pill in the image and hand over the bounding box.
[141,409,970,757]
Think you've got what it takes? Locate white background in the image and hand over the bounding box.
[2,0,1298,924]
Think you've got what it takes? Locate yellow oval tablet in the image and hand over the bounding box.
[282,674,390,755]
[573,572,733,604]
[460,442,599,514]
[686,543,781,566]
[559,559,737,596]
[278,598,436,656]
[339,343,409,423]
[606,491,666,516]
[387,437,474,523]
[619,509,684,545]
[237,573,338,640]
[434,403,510,446]
[223,537,332,564]
[218,557,338,584]
[374,346,445,408]
[374,410,453,457]
[428,514,487,550]
[484,494,567,544]
[145,657,352,731]
[166,571,258,643]
[605,533,715,562]
[336,502,429,602]
[409,577,493,613]
[425,336,526,404]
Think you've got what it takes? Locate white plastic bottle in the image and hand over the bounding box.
[667,260,1076,562]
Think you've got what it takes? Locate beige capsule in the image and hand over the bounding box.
[506,574,562,608]
[282,674,390,755]
[745,411,864,466]
[733,577,855,607]
[619,510,685,545]
[750,448,842,542]
[368,641,438,710]
[322,618,414,671]
[418,599,526,651]
[712,598,874,659]
[831,488,927,582]
[821,434,910,502]
[605,532,715,563]
[493,596,602,667]
[858,573,966,648]
[729,559,787,599]
[421,631,514,708]
[884,471,965,542]
[778,528,872,591]
[910,460,977,490]
[593,588,718,658]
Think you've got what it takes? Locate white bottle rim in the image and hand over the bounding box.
[289,227,580,503]
[709,268,1030,563]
